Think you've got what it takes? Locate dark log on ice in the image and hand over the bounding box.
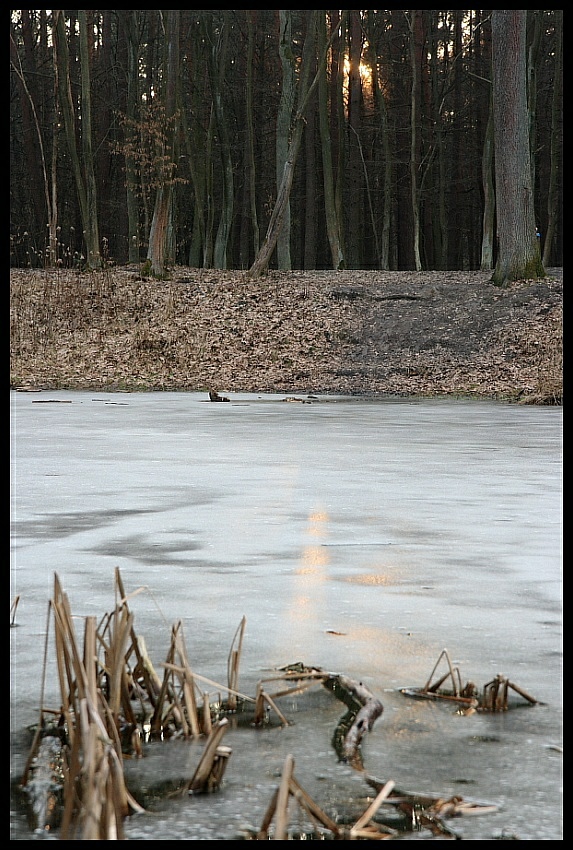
[322,673,383,769]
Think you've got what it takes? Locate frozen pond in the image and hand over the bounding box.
[10,391,562,840]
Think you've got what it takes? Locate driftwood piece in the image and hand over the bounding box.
[270,664,384,769]
[323,673,384,768]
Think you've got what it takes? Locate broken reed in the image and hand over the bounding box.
[47,574,137,839]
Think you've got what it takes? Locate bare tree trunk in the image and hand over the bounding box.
[203,111,216,268]
[450,10,464,268]
[491,10,544,286]
[426,12,446,269]
[245,11,260,261]
[330,11,346,264]
[10,18,58,266]
[526,10,542,201]
[147,10,179,278]
[480,98,495,270]
[78,10,101,269]
[365,12,391,270]
[206,13,234,270]
[248,11,343,279]
[11,13,46,247]
[542,10,562,268]
[276,10,296,270]
[345,10,363,268]
[477,13,494,271]
[408,10,423,272]
[303,78,317,269]
[119,11,141,264]
[318,11,344,269]
[179,20,208,268]
[53,10,102,269]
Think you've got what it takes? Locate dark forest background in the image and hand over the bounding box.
[9,10,562,273]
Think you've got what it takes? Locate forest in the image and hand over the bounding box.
[10,10,562,278]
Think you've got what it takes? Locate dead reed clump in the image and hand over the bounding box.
[18,569,242,837]
[400,648,539,715]
[17,574,515,840]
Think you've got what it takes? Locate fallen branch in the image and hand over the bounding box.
[323,673,384,769]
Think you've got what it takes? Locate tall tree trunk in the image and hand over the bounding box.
[276,10,296,270]
[477,12,494,271]
[12,12,46,244]
[147,9,179,277]
[542,10,562,268]
[526,10,542,203]
[480,98,495,270]
[427,11,446,269]
[345,10,363,267]
[119,11,141,264]
[181,98,207,268]
[94,11,115,259]
[408,10,423,271]
[388,10,413,269]
[303,77,317,269]
[10,16,57,265]
[179,17,208,268]
[318,11,344,269]
[365,12,392,270]
[248,10,341,279]
[77,10,101,269]
[330,10,346,265]
[491,10,544,286]
[205,13,234,270]
[245,10,260,262]
[449,10,464,268]
[53,10,101,269]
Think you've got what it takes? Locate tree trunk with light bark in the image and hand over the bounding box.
[490,9,544,287]
[147,10,179,278]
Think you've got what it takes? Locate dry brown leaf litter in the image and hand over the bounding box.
[10,266,562,403]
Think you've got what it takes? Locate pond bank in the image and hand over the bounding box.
[10,266,563,403]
